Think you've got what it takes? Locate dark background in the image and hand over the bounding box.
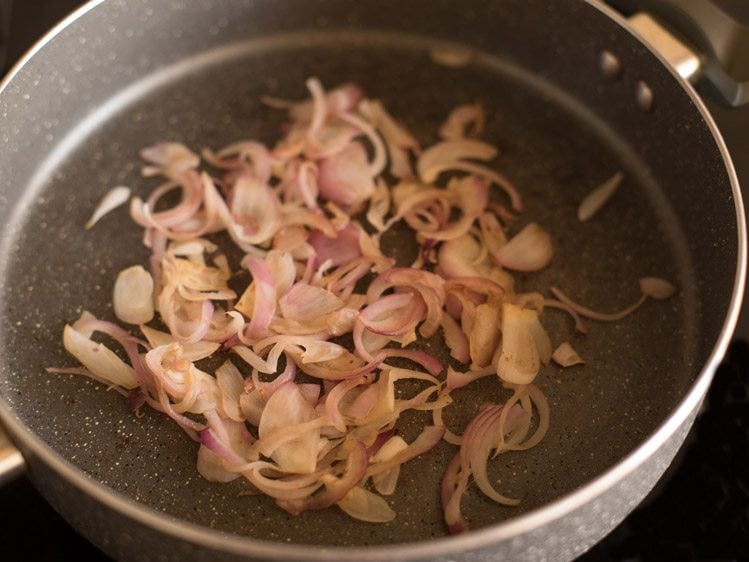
[0,1,747,560]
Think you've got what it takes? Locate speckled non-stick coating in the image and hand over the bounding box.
[0,0,741,560]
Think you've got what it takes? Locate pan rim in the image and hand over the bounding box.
[0,0,745,559]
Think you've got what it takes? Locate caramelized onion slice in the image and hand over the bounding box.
[497,303,549,385]
[417,139,497,184]
[493,223,553,272]
[113,265,154,325]
[62,324,139,389]
[318,142,376,211]
[85,186,131,229]
[439,103,485,140]
[370,435,409,495]
[552,342,584,367]
[639,277,677,300]
[577,171,623,222]
[336,486,396,522]
[258,382,321,474]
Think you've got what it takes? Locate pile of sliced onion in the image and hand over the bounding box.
[55,77,677,534]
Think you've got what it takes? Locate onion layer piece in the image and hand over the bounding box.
[113,265,155,325]
[577,171,623,222]
[55,77,677,531]
[552,342,584,367]
[85,186,131,229]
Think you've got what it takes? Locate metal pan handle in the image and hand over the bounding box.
[607,0,749,106]
[0,424,25,485]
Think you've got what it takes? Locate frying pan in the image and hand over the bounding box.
[0,0,745,560]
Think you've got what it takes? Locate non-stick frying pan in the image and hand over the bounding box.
[0,0,745,560]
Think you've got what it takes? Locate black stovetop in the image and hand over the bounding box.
[0,1,747,561]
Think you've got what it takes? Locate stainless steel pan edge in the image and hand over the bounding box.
[0,0,745,560]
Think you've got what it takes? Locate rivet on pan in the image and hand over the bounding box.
[599,50,622,78]
[636,81,654,111]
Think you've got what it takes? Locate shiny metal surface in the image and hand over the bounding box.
[0,425,24,485]
[628,12,702,80]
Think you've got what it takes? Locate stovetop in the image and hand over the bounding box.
[0,1,747,561]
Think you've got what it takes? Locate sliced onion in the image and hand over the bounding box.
[639,277,677,300]
[140,325,220,361]
[365,425,445,478]
[279,282,344,323]
[273,225,314,260]
[62,324,139,389]
[297,340,348,364]
[417,139,497,183]
[543,299,588,334]
[58,78,682,530]
[478,212,507,254]
[85,186,131,229]
[441,453,467,534]
[197,445,240,483]
[552,342,584,367]
[493,223,553,271]
[429,46,474,68]
[113,265,154,325]
[446,365,494,390]
[439,103,485,140]
[145,343,220,414]
[277,439,367,514]
[228,174,282,246]
[550,286,648,322]
[444,161,525,212]
[466,406,523,505]
[271,79,363,127]
[380,348,443,377]
[258,382,321,474]
[259,355,298,399]
[440,312,470,364]
[441,402,529,534]
[468,301,501,367]
[424,176,489,241]
[502,384,549,452]
[497,303,547,385]
[318,142,376,211]
[216,360,246,422]
[216,141,273,184]
[370,435,408,495]
[366,179,391,232]
[336,486,396,522]
[293,160,320,209]
[236,255,277,340]
[140,142,200,179]
[130,174,204,236]
[324,376,368,432]
[262,250,295,298]
[437,233,485,279]
[358,293,417,336]
[308,224,361,267]
[307,122,362,160]
[338,111,388,178]
[344,382,381,422]
[231,344,273,373]
[577,171,623,222]
[366,268,445,338]
[359,99,419,179]
[242,462,325,501]
[301,77,327,143]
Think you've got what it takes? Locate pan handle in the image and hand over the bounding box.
[0,423,25,485]
[607,0,749,106]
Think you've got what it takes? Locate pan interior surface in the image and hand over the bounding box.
[0,31,701,545]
